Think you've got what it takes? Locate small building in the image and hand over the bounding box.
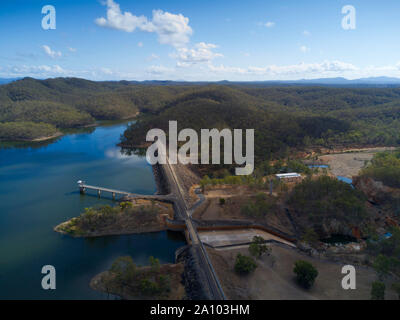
[275,172,302,183]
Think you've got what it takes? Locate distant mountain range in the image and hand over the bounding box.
[2,76,400,87]
[0,78,21,84]
[130,76,400,87]
[283,76,400,85]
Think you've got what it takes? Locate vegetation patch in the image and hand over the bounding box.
[55,200,173,237]
[293,260,318,289]
[90,256,185,300]
[234,253,257,275]
[0,121,59,141]
[360,149,400,188]
[288,175,367,232]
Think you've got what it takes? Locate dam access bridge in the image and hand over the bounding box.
[77,180,174,201]
[76,143,227,300]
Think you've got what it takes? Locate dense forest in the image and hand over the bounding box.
[0,77,190,140]
[2,77,400,147]
[121,84,400,165]
[288,176,367,227]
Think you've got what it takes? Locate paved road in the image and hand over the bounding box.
[160,147,226,300]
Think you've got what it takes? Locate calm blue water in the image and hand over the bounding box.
[337,176,352,184]
[0,122,185,300]
[337,176,354,188]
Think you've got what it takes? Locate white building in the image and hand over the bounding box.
[275,173,302,182]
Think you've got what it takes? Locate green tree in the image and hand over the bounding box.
[109,256,137,284]
[149,256,160,273]
[119,201,133,210]
[302,228,320,246]
[234,253,257,275]
[293,260,318,289]
[248,236,271,259]
[219,198,226,206]
[373,254,392,280]
[371,281,385,300]
[392,282,400,300]
[140,278,160,296]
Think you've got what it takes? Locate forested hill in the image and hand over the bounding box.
[121,85,400,163]
[0,77,192,140]
[1,77,400,145]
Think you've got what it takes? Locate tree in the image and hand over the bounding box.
[234,253,257,275]
[149,256,160,273]
[302,228,319,246]
[219,198,226,205]
[293,260,318,289]
[140,278,160,296]
[392,282,400,300]
[248,236,271,259]
[371,281,385,300]
[119,201,133,210]
[109,256,137,284]
[373,254,392,280]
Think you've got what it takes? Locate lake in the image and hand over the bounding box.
[0,122,186,299]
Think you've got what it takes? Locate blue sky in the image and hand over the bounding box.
[1,0,400,80]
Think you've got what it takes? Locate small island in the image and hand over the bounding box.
[54,200,174,237]
[90,256,185,300]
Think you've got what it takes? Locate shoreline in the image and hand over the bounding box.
[1,113,140,143]
[54,199,174,238]
[0,132,63,143]
[54,221,168,238]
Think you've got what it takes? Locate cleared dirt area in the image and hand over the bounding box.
[207,244,398,300]
[199,229,295,248]
[319,147,395,178]
[193,192,296,237]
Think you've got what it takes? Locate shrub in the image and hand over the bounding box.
[248,236,271,259]
[140,278,160,296]
[293,260,318,289]
[371,281,385,300]
[392,282,400,300]
[234,253,257,275]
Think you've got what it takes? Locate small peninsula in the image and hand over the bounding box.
[54,200,174,237]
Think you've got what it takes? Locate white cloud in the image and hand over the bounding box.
[172,42,223,67]
[303,30,311,36]
[208,60,358,78]
[5,60,400,82]
[95,0,192,47]
[5,64,67,77]
[147,65,174,75]
[265,21,275,28]
[137,42,143,47]
[300,45,310,53]
[68,47,77,52]
[95,0,150,32]
[42,45,62,58]
[147,53,160,61]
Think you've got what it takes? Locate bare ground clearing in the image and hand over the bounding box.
[207,245,398,300]
[319,147,395,178]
